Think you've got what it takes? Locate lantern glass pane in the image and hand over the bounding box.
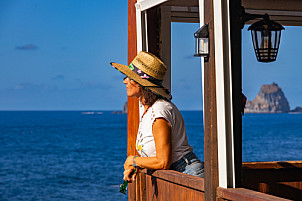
[195,38,208,56]
[195,38,198,55]
[251,31,257,52]
[260,30,271,50]
[276,30,281,48]
[271,31,276,48]
[256,31,262,50]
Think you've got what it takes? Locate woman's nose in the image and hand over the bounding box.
[123,77,129,84]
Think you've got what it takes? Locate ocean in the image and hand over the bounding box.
[0,111,301,201]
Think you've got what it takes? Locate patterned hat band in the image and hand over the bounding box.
[129,63,163,86]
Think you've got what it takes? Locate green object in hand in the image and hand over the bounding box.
[119,180,129,194]
[119,169,136,194]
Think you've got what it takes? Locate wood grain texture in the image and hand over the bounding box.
[242,161,302,200]
[242,0,302,12]
[141,169,204,191]
[229,0,243,188]
[144,173,205,201]
[203,0,219,200]
[242,161,302,169]
[147,6,159,57]
[242,0,302,25]
[162,0,199,7]
[128,0,139,200]
[217,187,291,201]
[127,0,139,157]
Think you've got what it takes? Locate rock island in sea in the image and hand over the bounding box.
[244,82,301,113]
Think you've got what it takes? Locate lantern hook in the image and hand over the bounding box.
[240,6,267,29]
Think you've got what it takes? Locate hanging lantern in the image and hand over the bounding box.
[248,14,285,62]
[194,23,209,61]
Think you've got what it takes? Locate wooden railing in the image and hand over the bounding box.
[129,161,302,201]
[217,187,291,201]
[132,169,205,201]
[242,161,302,200]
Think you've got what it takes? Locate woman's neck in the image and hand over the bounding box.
[140,97,151,115]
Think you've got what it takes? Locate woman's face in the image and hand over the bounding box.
[123,77,141,98]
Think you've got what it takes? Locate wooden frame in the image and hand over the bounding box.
[203,0,219,199]
[127,0,302,201]
[128,0,140,200]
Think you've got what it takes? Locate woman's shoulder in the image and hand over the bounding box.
[153,99,171,107]
[152,99,178,112]
[151,99,183,127]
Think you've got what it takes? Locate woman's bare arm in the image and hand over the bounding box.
[124,118,172,170]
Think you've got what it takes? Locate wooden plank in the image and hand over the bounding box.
[142,169,205,191]
[242,165,302,200]
[128,1,139,201]
[127,0,139,157]
[147,6,159,56]
[140,173,147,201]
[171,16,200,23]
[243,8,302,26]
[217,187,292,201]
[144,174,205,201]
[171,11,199,18]
[136,173,147,201]
[244,16,302,26]
[242,0,302,26]
[204,0,219,199]
[163,0,199,7]
[171,11,199,23]
[242,161,302,169]
[229,0,242,188]
[159,6,171,90]
[242,0,302,12]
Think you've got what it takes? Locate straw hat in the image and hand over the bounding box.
[110,51,171,99]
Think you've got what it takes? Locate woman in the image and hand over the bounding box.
[110,51,204,182]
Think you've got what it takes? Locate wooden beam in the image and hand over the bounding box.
[163,0,199,7]
[171,11,200,23]
[229,0,242,188]
[160,6,172,90]
[242,0,302,26]
[242,0,302,12]
[243,161,302,169]
[217,187,291,201]
[127,0,139,157]
[242,162,302,200]
[203,0,219,200]
[143,169,205,192]
[147,6,159,56]
[128,0,139,200]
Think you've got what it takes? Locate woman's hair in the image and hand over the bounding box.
[139,87,163,106]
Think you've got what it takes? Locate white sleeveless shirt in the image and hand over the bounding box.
[136,99,193,163]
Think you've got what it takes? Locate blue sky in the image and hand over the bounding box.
[0,0,301,111]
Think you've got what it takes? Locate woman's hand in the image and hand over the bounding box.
[123,155,134,170]
[123,167,138,182]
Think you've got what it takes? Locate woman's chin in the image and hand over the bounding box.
[127,93,135,98]
[127,93,140,98]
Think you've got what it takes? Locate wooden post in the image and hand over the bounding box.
[203,0,219,200]
[229,0,242,187]
[128,0,139,200]
[147,6,159,56]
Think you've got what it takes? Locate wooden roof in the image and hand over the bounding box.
[242,0,302,26]
[159,0,302,25]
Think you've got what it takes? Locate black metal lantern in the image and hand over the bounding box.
[248,14,285,62]
[194,23,209,60]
